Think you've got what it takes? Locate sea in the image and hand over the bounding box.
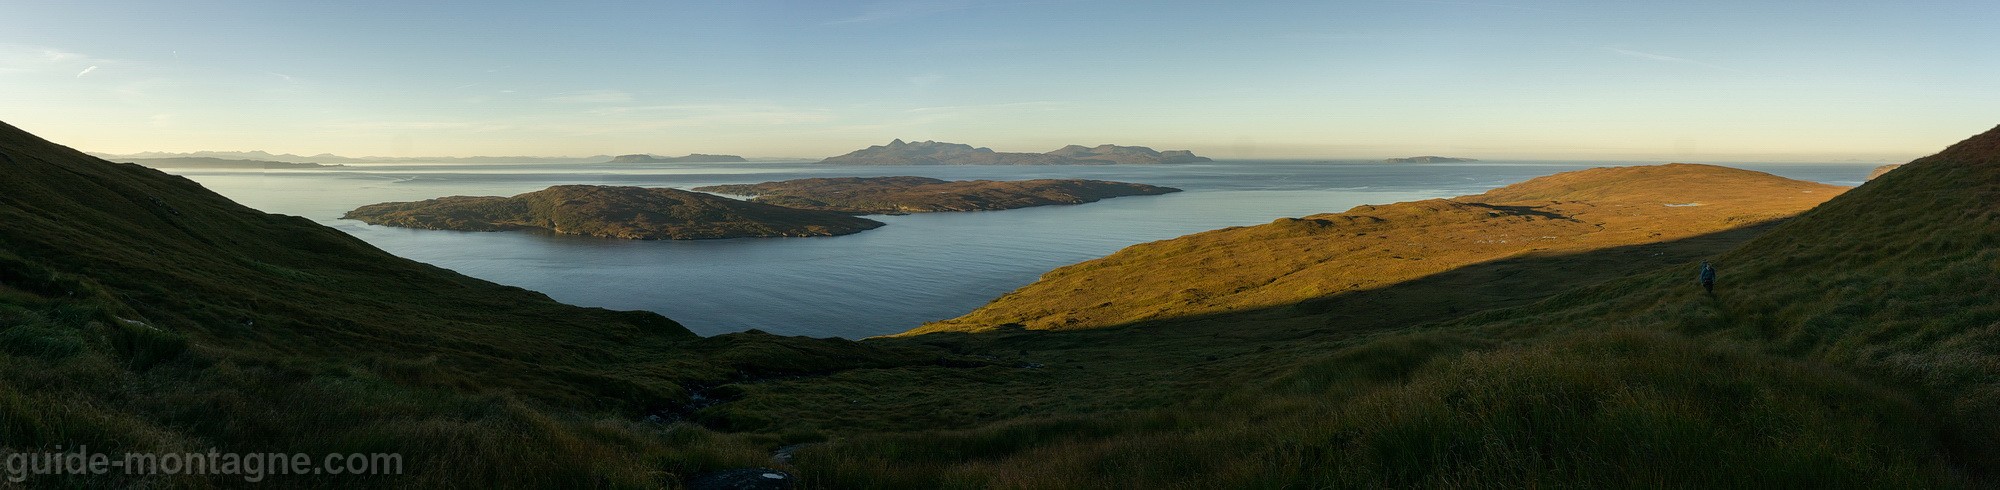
[172,160,1879,339]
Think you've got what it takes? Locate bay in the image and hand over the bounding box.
[172,160,1878,338]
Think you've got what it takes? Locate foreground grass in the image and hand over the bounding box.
[798,330,1950,488]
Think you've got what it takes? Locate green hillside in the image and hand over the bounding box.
[0,120,953,486]
[7,117,1998,487]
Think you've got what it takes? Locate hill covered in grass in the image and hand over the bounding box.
[343,185,885,239]
[706,129,1999,487]
[693,176,1180,214]
[916,163,1844,334]
[0,120,960,486]
[13,116,2000,487]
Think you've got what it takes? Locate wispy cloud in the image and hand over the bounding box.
[907,100,1071,113]
[75,66,98,77]
[579,102,836,127]
[0,44,111,74]
[825,0,973,25]
[546,89,634,103]
[908,73,946,87]
[1603,46,1755,75]
[323,120,520,133]
[1393,0,1560,13]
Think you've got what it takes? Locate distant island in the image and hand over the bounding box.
[342,185,883,239]
[89,150,613,165]
[694,176,1181,214]
[607,153,747,163]
[817,140,1212,165]
[1384,156,1479,163]
[112,157,344,169]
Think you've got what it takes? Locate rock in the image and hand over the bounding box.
[685,468,795,490]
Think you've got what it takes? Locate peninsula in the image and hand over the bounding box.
[694,176,1180,214]
[817,139,1211,165]
[1385,155,1479,163]
[607,153,747,163]
[342,185,883,239]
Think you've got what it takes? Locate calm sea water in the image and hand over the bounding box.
[173,160,1878,338]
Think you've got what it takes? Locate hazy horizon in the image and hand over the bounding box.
[5,1,1996,161]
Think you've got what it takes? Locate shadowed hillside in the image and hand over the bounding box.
[0,121,954,486]
[917,163,1844,334]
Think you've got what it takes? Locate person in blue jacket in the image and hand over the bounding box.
[1699,261,1716,294]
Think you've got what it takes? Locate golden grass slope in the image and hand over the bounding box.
[914,163,1845,334]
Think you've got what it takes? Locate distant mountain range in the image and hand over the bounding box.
[88,142,1213,165]
[607,153,747,163]
[1384,156,1479,163]
[694,176,1179,214]
[87,150,613,164]
[818,140,1212,165]
[104,156,345,169]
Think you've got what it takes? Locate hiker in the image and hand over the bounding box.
[1699,261,1716,294]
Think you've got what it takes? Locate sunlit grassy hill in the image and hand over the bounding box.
[743,129,2000,487]
[917,163,1844,334]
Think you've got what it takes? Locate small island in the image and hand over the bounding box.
[1384,156,1479,163]
[343,185,883,239]
[693,176,1181,214]
[817,139,1211,165]
[607,153,747,163]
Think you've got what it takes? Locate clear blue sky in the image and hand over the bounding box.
[2,0,1994,160]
